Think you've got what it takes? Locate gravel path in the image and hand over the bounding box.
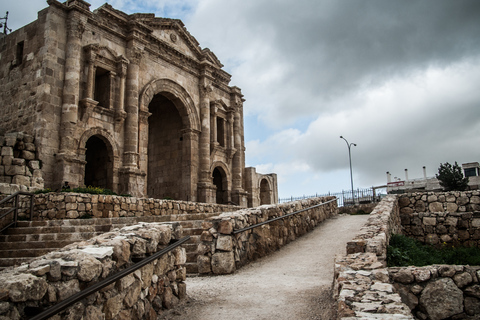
[160,214,370,320]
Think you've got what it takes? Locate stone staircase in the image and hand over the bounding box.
[0,213,216,274]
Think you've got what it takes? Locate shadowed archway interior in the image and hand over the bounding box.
[147,94,184,200]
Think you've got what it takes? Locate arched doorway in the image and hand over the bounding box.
[147,93,184,199]
[260,179,271,205]
[84,135,113,189]
[213,167,227,204]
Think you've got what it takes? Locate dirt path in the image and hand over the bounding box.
[160,214,370,320]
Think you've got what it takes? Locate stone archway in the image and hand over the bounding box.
[260,178,272,205]
[84,135,114,190]
[147,93,184,200]
[213,166,228,204]
[139,79,200,201]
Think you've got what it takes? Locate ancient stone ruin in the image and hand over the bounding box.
[0,0,277,207]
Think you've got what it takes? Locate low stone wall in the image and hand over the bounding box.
[195,197,337,275]
[0,132,44,192]
[0,222,187,320]
[21,192,240,220]
[334,195,414,319]
[399,191,480,247]
[398,191,480,214]
[390,265,480,319]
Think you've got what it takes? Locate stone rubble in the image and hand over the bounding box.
[0,132,44,193]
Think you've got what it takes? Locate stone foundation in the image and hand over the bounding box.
[196,197,337,275]
[0,222,186,320]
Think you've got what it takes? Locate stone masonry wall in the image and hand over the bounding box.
[390,265,480,319]
[0,222,187,320]
[398,191,480,247]
[19,192,240,221]
[196,197,337,275]
[0,132,44,193]
[334,195,414,319]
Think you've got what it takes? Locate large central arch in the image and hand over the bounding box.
[139,79,200,201]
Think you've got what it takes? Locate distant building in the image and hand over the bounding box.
[386,163,479,193]
[0,0,278,206]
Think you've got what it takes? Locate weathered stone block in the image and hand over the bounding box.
[423,217,436,226]
[5,165,25,176]
[216,235,233,251]
[0,147,13,156]
[419,278,463,320]
[211,251,235,274]
[12,175,31,186]
[428,202,443,212]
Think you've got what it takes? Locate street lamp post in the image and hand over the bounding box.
[340,136,356,205]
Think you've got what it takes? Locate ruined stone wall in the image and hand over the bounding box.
[399,191,480,247]
[196,197,337,275]
[29,192,240,221]
[0,132,44,192]
[0,222,187,320]
[335,194,480,319]
[334,195,414,319]
[390,265,480,319]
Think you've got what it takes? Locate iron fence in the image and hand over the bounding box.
[279,187,387,207]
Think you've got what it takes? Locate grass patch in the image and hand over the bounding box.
[387,234,480,267]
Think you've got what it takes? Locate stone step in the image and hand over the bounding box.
[0,232,103,243]
[185,262,198,275]
[3,224,114,235]
[0,248,54,258]
[0,240,74,250]
[0,257,34,268]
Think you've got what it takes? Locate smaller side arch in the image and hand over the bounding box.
[77,128,120,192]
[259,178,272,205]
[211,161,231,205]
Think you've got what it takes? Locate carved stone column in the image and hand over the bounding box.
[182,128,200,202]
[231,88,248,206]
[115,57,128,124]
[119,47,143,196]
[197,80,215,203]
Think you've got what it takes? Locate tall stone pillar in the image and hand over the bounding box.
[55,6,88,189]
[119,47,144,197]
[182,128,200,202]
[197,80,215,203]
[231,88,248,206]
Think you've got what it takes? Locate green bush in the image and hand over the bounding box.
[62,186,117,195]
[387,234,480,267]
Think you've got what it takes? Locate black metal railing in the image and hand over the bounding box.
[29,235,191,320]
[233,198,337,234]
[0,191,34,233]
[279,187,387,207]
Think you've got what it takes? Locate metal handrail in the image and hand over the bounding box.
[232,198,337,234]
[30,235,191,320]
[0,191,34,233]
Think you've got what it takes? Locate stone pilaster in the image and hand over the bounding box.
[56,10,86,188]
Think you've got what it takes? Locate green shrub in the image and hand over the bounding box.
[62,186,117,195]
[387,234,480,267]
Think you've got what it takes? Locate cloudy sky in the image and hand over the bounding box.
[4,0,480,199]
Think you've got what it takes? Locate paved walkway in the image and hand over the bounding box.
[160,214,370,320]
